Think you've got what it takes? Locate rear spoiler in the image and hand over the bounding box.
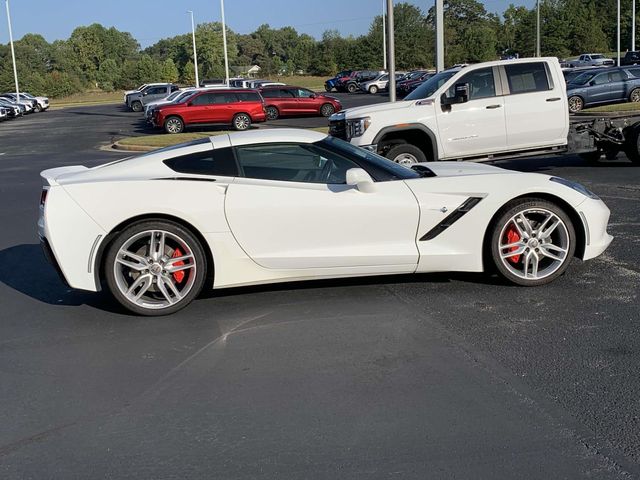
[40,166,88,186]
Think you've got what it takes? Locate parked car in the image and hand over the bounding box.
[341,70,385,93]
[570,54,615,68]
[562,66,599,84]
[0,93,35,113]
[0,107,7,121]
[397,71,434,96]
[0,97,23,117]
[2,92,49,111]
[324,70,352,92]
[360,73,404,94]
[153,89,266,133]
[260,86,341,120]
[621,51,640,66]
[566,67,640,112]
[144,88,200,123]
[39,128,612,315]
[123,83,165,103]
[126,84,180,112]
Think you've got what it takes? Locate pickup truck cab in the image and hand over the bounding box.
[126,84,179,112]
[571,54,615,68]
[330,57,640,165]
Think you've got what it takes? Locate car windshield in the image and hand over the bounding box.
[165,91,182,101]
[318,136,421,180]
[569,71,600,85]
[591,55,605,59]
[405,70,458,100]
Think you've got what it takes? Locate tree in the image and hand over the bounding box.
[182,60,196,85]
[160,58,179,82]
[97,58,120,91]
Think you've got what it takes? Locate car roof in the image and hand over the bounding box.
[211,128,327,149]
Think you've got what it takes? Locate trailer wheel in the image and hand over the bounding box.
[624,125,640,164]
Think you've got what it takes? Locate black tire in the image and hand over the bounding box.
[265,106,279,120]
[369,85,379,94]
[131,101,143,112]
[630,88,640,103]
[489,198,576,287]
[385,143,428,165]
[34,104,42,112]
[568,96,584,113]
[347,83,357,93]
[164,116,184,134]
[624,125,640,164]
[233,113,251,131]
[324,85,332,92]
[104,220,207,316]
[320,103,335,117]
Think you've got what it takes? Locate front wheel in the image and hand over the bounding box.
[164,116,184,134]
[385,144,427,165]
[34,104,42,112]
[104,220,207,316]
[369,85,379,94]
[568,96,584,113]
[324,85,332,92]
[320,103,335,117]
[490,199,576,286]
[347,83,357,93]
[233,113,251,131]
[131,101,143,112]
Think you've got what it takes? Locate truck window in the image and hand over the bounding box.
[446,67,496,100]
[504,63,551,94]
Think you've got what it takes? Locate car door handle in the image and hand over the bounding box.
[546,97,562,102]
[486,104,502,109]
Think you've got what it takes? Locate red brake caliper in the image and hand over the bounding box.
[171,248,185,283]
[506,226,521,264]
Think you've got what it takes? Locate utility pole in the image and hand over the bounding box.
[536,0,541,56]
[382,0,387,70]
[220,0,230,85]
[5,0,19,98]
[387,0,396,102]
[436,0,444,72]
[187,11,200,88]
[618,0,621,66]
[633,0,636,52]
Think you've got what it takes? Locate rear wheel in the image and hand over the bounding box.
[233,113,251,131]
[624,125,640,164]
[320,103,335,117]
[34,104,42,112]
[104,220,207,316]
[347,83,357,93]
[131,101,143,112]
[369,85,379,94]
[265,106,279,120]
[385,144,427,165]
[164,116,184,134]
[490,199,576,286]
[568,96,584,113]
[630,88,640,103]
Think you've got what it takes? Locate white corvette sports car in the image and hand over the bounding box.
[39,129,612,315]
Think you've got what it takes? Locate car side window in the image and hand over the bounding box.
[261,89,280,98]
[504,63,551,94]
[191,93,215,106]
[610,71,625,82]
[593,73,609,85]
[163,147,239,176]
[237,92,260,102]
[296,89,314,98]
[235,143,359,184]
[447,67,496,100]
[211,92,239,104]
[281,89,296,98]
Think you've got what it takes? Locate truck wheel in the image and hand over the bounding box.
[347,83,357,93]
[131,101,143,112]
[568,96,584,113]
[630,88,640,103]
[369,85,379,94]
[385,144,427,165]
[624,125,640,164]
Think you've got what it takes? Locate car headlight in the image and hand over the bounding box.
[550,177,599,199]
[346,117,371,138]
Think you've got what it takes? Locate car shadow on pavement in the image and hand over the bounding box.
[0,244,126,313]
[494,155,636,172]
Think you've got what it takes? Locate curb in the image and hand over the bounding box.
[111,141,156,152]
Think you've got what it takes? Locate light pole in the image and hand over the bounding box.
[633,0,636,52]
[220,0,230,86]
[536,0,541,56]
[436,0,444,72]
[382,0,387,70]
[187,11,200,88]
[387,0,396,102]
[618,0,621,66]
[4,0,19,98]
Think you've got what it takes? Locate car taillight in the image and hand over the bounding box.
[40,188,48,207]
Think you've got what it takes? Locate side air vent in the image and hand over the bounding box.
[420,197,483,241]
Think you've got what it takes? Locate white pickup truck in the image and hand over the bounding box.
[329,57,640,165]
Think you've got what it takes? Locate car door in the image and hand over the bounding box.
[224,142,420,270]
[293,88,318,113]
[608,70,627,101]
[278,88,298,113]
[501,61,568,149]
[586,72,611,104]
[435,66,507,158]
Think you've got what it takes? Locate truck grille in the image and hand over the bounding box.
[329,119,347,140]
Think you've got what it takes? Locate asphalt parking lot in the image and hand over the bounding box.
[0,94,639,479]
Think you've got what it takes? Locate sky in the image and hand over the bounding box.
[1,0,536,48]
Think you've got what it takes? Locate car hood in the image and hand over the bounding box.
[342,100,416,118]
[417,162,514,177]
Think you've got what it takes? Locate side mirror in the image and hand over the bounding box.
[310,93,317,98]
[589,80,596,86]
[346,168,376,193]
[442,82,470,106]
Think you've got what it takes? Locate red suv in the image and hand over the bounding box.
[259,86,342,120]
[154,89,266,134]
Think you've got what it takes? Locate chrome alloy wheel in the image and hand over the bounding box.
[497,208,570,281]
[165,118,183,134]
[113,230,197,310]
[394,153,419,165]
[568,96,583,113]
[234,114,250,130]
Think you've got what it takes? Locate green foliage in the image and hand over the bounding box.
[160,58,179,83]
